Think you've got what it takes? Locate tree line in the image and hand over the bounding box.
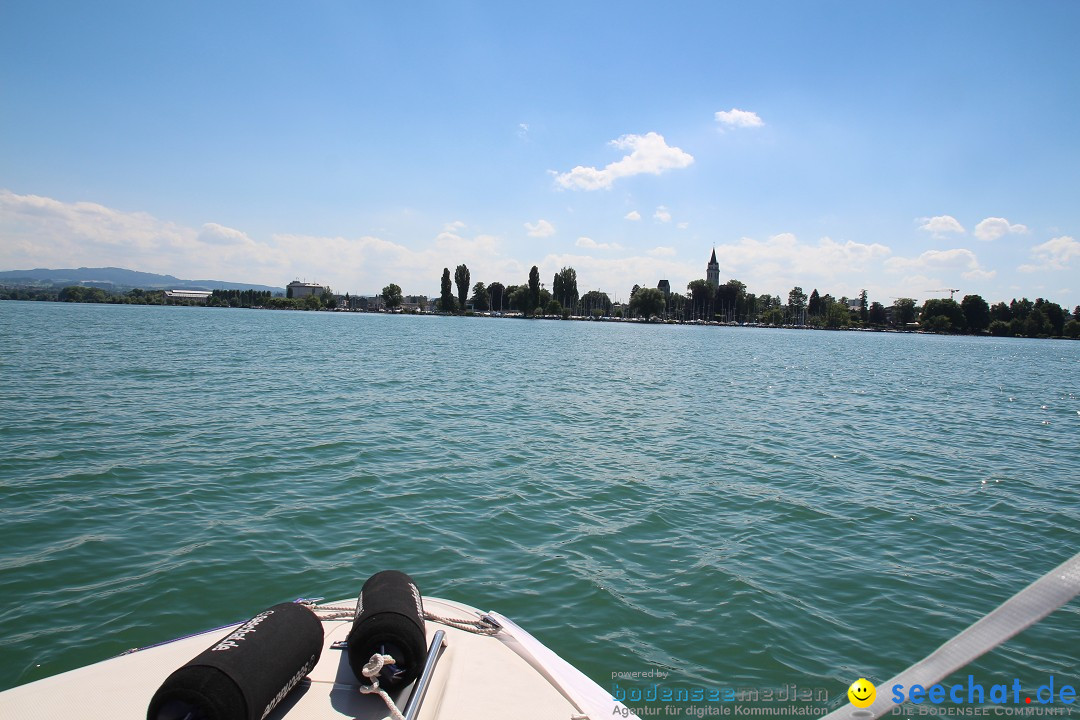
[5,272,1078,339]
[379,264,1079,339]
[0,286,174,304]
[0,286,334,311]
[419,264,595,318]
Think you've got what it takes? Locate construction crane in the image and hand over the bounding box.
[926,288,960,300]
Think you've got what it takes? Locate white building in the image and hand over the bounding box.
[287,281,326,299]
[164,290,212,304]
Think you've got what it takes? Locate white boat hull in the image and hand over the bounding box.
[0,596,637,720]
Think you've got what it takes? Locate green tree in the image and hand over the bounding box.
[454,264,470,312]
[629,287,666,319]
[59,285,107,303]
[762,307,785,325]
[59,286,87,302]
[1035,298,1066,336]
[687,279,711,320]
[320,288,337,309]
[488,282,506,312]
[545,298,562,316]
[787,286,807,323]
[923,315,952,333]
[961,294,991,334]
[504,284,521,310]
[893,298,918,326]
[743,292,759,322]
[508,285,529,313]
[470,282,489,311]
[667,291,685,319]
[825,300,849,328]
[439,268,456,313]
[989,320,1011,337]
[808,289,822,317]
[859,290,869,324]
[1024,308,1052,337]
[382,283,403,309]
[1064,319,1080,339]
[579,290,612,317]
[552,267,579,311]
[921,298,966,333]
[868,301,887,326]
[527,266,541,315]
[716,279,747,322]
[1010,298,1033,320]
[990,302,1012,322]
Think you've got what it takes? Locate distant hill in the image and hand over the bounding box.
[0,267,283,294]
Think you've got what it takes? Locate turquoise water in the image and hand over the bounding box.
[1,301,1078,704]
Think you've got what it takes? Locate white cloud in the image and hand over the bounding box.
[575,236,623,251]
[714,108,764,130]
[517,123,529,140]
[702,233,892,298]
[272,229,522,295]
[653,205,671,223]
[1018,235,1080,273]
[648,246,676,257]
[524,219,555,237]
[885,247,996,281]
[624,210,641,221]
[0,189,525,296]
[0,189,267,277]
[198,223,255,246]
[676,222,689,230]
[886,248,979,271]
[552,132,694,191]
[443,220,466,233]
[974,217,1028,241]
[918,215,966,237]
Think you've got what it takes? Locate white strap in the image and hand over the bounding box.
[822,551,1080,720]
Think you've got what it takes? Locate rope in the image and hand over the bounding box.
[422,611,500,635]
[357,653,407,720]
[309,605,355,620]
[303,599,500,635]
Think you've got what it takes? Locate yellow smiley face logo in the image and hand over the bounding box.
[848,678,876,708]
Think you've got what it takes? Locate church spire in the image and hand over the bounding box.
[707,247,720,288]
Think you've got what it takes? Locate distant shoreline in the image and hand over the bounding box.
[4,294,1078,341]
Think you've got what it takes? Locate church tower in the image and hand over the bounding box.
[706,248,720,288]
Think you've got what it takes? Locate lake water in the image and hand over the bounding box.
[1,301,1078,706]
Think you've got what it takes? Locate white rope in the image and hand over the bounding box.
[357,653,407,720]
[308,604,355,620]
[422,611,500,635]
[303,601,499,635]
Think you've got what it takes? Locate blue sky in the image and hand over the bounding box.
[2,1,1078,305]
